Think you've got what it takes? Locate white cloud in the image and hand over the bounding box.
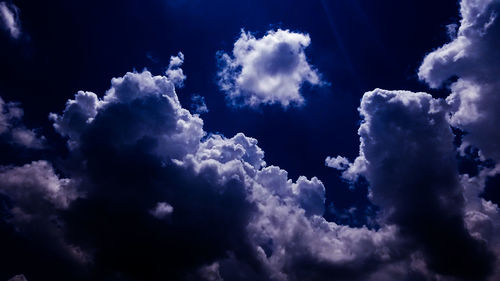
[150,202,174,219]
[217,29,321,108]
[50,71,204,158]
[166,51,186,87]
[0,1,21,39]
[419,0,500,163]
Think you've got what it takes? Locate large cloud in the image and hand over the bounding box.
[419,0,500,163]
[217,29,321,108]
[326,89,495,280]
[5,57,496,280]
[0,64,416,280]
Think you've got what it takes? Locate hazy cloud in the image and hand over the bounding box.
[0,2,21,39]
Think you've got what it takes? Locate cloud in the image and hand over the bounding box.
[0,96,45,149]
[0,161,86,281]
[217,29,321,108]
[191,94,209,114]
[419,0,500,163]
[150,202,174,219]
[0,2,21,39]
[7,275,28,281]
[36,66,417,281]
[166,52,186,87]
[327,89,495,280]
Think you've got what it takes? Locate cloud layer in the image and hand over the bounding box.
[217,29,321,108]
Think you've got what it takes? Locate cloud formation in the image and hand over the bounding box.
[3,0,500,279]
[217,29,321,108]
[0,2,21,39]
[0,96,45,149]
[2,65,412,280]
[328,89,495,280]
[419,0,500,162]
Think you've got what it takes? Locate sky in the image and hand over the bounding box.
[1,0,500,280]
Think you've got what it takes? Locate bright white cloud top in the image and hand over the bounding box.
[217,29,321,108]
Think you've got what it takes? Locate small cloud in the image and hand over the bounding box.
[0,2,21,39]
[8,274,28,281]
[217,29,322,108]
[191,94,209,114]
[150,202,174,219]
[0,96,45,149]
[166,51,186,87]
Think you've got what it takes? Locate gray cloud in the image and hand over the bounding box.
[0,96,45,149]
[217,29,321,108]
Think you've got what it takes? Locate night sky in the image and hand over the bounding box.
[1,0,500,280]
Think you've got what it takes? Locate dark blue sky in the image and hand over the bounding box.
[0,0,460,224]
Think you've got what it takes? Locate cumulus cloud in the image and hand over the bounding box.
[0,96,45,149]
[32,64,415,281]
[217,29,321,108]
[166,52,186,87]
[0,2,21,39]
[4,1,500,275]
[419,0,500,163]
[327,89,495,280]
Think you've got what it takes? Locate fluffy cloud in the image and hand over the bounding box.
[0,96,45,149]
[327,89,495,280]
[22,65,412,281]
[217,29,321,108]
[0,161,85,281]
[0,2,21,39]
[166,52,186,87]
[419,0,500,162]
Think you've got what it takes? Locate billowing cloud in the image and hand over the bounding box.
[0,96,45,149]
[0,64,414,280]
[0,2,21,39]
[327,89,495,280]
[217,29,321,108]
[3,0,500,277]
[419,0,500,163]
